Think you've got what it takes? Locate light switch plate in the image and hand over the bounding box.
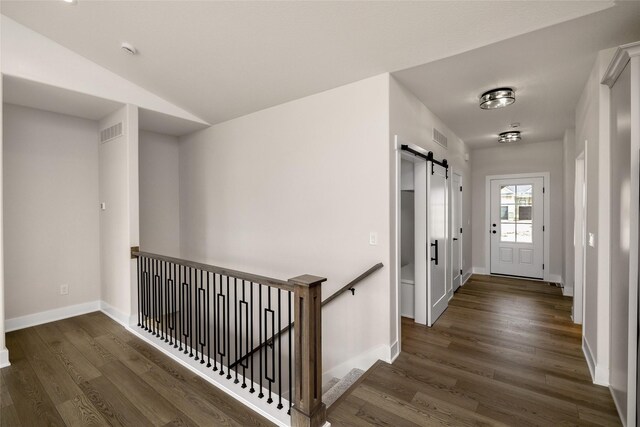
[369,232,378,246]
[588,233,595,247]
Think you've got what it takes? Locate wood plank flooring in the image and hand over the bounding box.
[0,311,275,427]
[328,274,621,426]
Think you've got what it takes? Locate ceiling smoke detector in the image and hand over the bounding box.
[121,42,138,55]
[499,131,521,143]
[479,87,515,110]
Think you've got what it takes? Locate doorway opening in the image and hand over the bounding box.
[485,173,550,281]
[574,151,586,324]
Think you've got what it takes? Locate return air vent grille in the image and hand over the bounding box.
[100,122,123,143]
[433,127,448,149]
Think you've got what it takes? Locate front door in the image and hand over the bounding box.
[428,163,448,326]
[490,177,544,279]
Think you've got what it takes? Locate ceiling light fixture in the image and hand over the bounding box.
[479,87,515,110]
[63,0,77,4]
[121,42,138,55]
[499,131,521,143]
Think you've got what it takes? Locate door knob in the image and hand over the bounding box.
[492,223,497,227]
[492,230,497,234]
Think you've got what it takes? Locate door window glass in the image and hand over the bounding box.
[500,184,533,243]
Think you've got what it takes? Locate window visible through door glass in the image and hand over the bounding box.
[500,184,533,243]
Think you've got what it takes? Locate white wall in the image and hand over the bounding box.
[563,129,576,296]
[139,131,180,257]
[389,76,472,353]
[575,48,616,385]
[3,104,100,320]
[179,74,391,378]
[99,105,139,324]
[470,140,564,280]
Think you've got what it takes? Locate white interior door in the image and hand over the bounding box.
[490,177,544,279]
[428,163,448,326]
[451,173,462,291]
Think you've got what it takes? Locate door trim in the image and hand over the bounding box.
[450,170,463,293]
[484,172,550,282]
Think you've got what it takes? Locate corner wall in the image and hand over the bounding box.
[575,48,616,385]
[139,131,181,257]
[178,74,392,379]
[99,105,139,325]
[3,104,101,325]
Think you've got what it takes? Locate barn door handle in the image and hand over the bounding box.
[453,238,458,241]
[430,240,439,265]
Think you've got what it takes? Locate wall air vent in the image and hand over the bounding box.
[433,127,448,149]
[100,122,123,144]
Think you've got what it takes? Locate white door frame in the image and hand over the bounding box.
[574,151,586,324]
[484,172,550,282]
[450,170,463,292]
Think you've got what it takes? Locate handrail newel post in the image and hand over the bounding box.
[289,274,327,427]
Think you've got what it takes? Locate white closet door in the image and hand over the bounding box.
[428,163,448,326]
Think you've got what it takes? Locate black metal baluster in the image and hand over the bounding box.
[137,256,141,327]
[195,268,200,362]
[172,263,178,348]
[258,283,263,399]
[250,281,255,393]
[179,265,184,352]
[156,260,162,338]
[288,290,292,415]
[145,257,150,332]
[234,277,239,384]
[206,272,211,368]
[241,280,248,389]
[213,273,218,372]
[277,288,283,409]
[168,263,175,346]
[189,267,194,358]
[217,274,226,376]
[226,276,231,380]
[266,286,274,404]
[151,258,156,336]
[198,270,206,364]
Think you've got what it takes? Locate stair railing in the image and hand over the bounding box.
[131,249,329,427]
[229,263,384,371]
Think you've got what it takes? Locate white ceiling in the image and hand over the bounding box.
[3,75,210,136]
[393,2,640,149]
[0,1,614,126]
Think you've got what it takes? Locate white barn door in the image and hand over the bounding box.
[427,163,448,326]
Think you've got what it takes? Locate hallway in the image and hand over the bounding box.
[328,275,620,426]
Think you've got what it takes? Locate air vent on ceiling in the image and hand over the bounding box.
[433,127,448,149]
[100,122,123,144]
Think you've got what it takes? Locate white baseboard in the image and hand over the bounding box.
[472,267,487,275]
[462,271,473,285]
[100,301,130,327]
[322,343,390,385]
[610,386,627,427]
[0,348,10,368]
[5,300,101,332]
[389,340,400,363]
[583,336,608,386]
[562,286,574,297]
[549,274,563,285]
[126,325,289,427]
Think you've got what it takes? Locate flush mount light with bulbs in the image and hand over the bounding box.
[498,131,521,143]
[479,87,515,110]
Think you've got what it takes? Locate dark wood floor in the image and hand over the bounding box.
[328,274,621,426]
[0,311,275,427]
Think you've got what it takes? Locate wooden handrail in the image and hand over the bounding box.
[229,262,383,370]
[131,250,293,292]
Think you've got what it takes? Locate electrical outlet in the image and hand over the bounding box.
[60,284,69,295]
[369,232,378,246]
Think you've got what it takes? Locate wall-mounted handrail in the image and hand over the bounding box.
[132,250,293,292]
[229,262,383,370]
